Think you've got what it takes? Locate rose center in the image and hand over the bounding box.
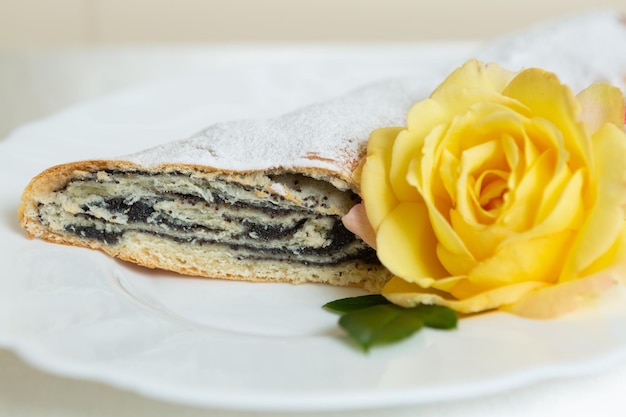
[476,171,509,213]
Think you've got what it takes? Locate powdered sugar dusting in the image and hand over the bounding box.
[125,77,432,180]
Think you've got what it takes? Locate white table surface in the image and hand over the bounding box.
[2,43,626,417]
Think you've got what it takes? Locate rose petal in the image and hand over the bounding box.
[533,153,578,227]
[510,228,626,319]
[468,230,575,287]
[382,275,548,314]
[436,241,479,277]
[438,148,460,207]
[561,123,626,280]
[501,149,555,231]
[430,60,527,117]
[389,129,428,202]
[341,203,377,249]
[435,86,530,127]
[530,169,585,235]
[434,60,515,93]
[456,139,505,224]
[581,226,626,276]
[502,68,591,170]
[376,202,448,287]
[361,127,403,231]
[577,82,625,136]
[502,268,621,319]
[405,97,448,134]
[449,209,511,262]
[407,130,475,267]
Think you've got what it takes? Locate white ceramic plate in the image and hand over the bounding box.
[3,46,626,412]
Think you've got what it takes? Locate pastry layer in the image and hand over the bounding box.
[21,163,391,291]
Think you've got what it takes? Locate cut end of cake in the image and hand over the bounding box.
[19,160,392,292]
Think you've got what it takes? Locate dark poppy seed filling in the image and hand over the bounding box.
[38,168,379,267]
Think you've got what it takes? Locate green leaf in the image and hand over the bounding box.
[409,305,458,330]
[324,294,459,351]
[323,294,390,313]
[338,304,424,351]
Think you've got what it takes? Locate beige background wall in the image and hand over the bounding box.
[1,0,625,138]
[1,0,626,48]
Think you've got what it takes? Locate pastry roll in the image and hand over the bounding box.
[18,79,422,291]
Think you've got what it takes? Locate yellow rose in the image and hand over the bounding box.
[352,59,626,318]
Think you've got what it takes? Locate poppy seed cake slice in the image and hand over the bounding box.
[18,79,426,291]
